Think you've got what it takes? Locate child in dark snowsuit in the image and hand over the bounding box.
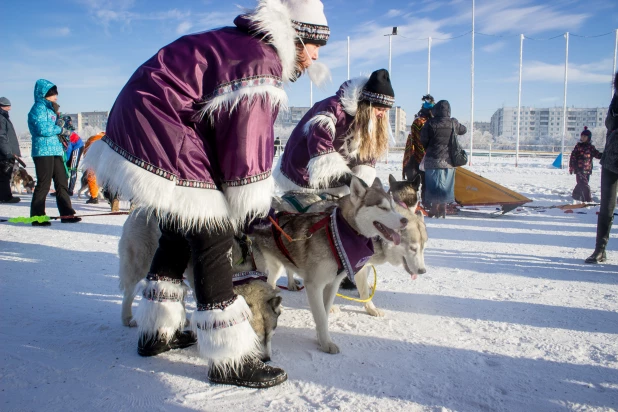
[569,127,602,202]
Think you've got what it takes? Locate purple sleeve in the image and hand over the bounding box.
[215,97,277,184]
[306,119,336,159]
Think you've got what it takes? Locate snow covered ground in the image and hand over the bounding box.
[1,154,617,412]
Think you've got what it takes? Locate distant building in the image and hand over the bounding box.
[389,106,407,145]
[490,107,606,141]
[61,111,109,133]
[474,121,491,134]
[275,107,310,127]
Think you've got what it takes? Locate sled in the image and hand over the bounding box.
[454,167,531,214]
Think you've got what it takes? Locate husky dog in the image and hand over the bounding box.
[118,211,283,360]
[11,167,35,194]
[252,177,408,354]
[272,174,428,318]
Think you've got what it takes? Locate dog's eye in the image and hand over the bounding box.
[410,247,417,252]
[379,206,390,211]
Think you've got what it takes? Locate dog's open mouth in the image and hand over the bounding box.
[402,258,418,280]
[373,221,401,245]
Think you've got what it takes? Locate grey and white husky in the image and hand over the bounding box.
[271,174,428,318]
[118,212,283,361]
[252,177,408,354]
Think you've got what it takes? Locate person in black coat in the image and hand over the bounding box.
[420,100,466,217]
[586,71,618,263]
[0,97,22,203]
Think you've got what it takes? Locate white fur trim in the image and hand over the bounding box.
[191,296,261,372]
[307,152,351,189]
[273,155,349,196]
[82,140,231,231]
[302,113,336,138]
[249,0,298,83]
[339,76,370,116]
[351,164,376,186]
[135,279,187,343]
[199,85,288,122]
[224,175,275,223]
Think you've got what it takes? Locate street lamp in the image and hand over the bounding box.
[385,27,398,74]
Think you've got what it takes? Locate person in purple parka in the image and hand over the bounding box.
[274,69,395,195]
[84,0,330,388]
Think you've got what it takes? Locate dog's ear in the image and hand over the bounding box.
[371,177,383,190]
[268,296,282,315]
[388,174,397,188]
[350,176,366,205]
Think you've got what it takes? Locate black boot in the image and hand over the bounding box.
[138,330,197,357]
[208,357,288,388]
[585,249,607,264]
[86,196,99,204]
[585,214,612,264]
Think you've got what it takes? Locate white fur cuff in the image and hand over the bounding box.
[307,152,351,189]
[351,164,376,186]
[134,279,187,343]
[191,296,261,371]
[224,175,275,225]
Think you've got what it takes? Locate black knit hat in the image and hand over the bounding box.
[361,69,395,108]
[581,126,592,141]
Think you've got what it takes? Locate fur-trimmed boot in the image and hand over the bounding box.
[136,274,196,356]
[192,295,287,388]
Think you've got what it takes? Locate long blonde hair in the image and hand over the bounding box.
[349,101,389,162]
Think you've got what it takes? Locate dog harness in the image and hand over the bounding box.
[271,207,374,284]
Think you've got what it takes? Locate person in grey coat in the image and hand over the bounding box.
[420,100,466,217]
[0,97,22,203]
[586,71,618,263]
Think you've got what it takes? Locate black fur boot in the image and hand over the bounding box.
[585,214,612,264]
[585,249,607,264]
[138,330,197,357]
[208,357,287,388]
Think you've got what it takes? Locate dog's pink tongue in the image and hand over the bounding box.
[391,231,401,245]
[411,274,418,280]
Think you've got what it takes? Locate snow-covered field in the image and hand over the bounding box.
[1,154,617,412]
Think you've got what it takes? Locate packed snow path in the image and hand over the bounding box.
[1,155,617,411]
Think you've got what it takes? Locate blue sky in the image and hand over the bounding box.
[2,0,617,135]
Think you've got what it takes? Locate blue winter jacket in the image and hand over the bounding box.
[28,79,64,157]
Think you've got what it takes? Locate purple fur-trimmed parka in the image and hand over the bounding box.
[83,0,301,229]
[274,76,378,196]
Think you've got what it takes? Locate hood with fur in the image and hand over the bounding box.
[337,76,370,116]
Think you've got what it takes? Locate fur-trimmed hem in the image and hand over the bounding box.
[134,279,187,343]
[248,0,298,83]
[273,155,350,196]
[191,295,261,374]
[199,84,288,122]
[224,175,275,223]
[308,152,351,189]
[82,140,232,231]
[339,76,370,117]
[302,112,336,138]
[351,164,376,186]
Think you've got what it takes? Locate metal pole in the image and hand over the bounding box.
[561,32,569,169]
[516,34,524,168]
[388,35,392,74]
[428,37,432,94]
[347,36,350,80]
[469,0,475,166]
[613,29,618,100]
[310,81,313,106]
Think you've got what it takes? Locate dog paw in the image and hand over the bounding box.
[365,306,385,317]
[329,305,340,314]
[122,317,137,327]
[319,341,340,354]
[287,278,302,291]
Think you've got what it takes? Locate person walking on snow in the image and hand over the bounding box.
[84,0,330,388]
[275,69,395,195]
[63,116,84,196]
[402,94,434,203]
[0,97,22,204]
[28,80,80,226]
[586,71,618,264]
[569,127,602,203]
